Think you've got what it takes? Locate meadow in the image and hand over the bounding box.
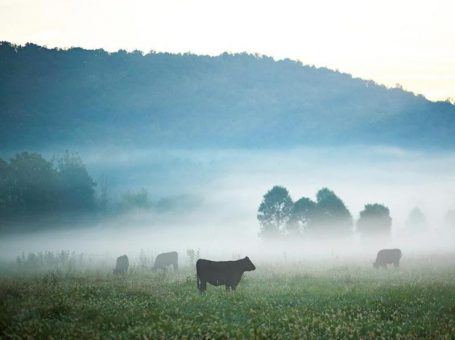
[1,253,455,339]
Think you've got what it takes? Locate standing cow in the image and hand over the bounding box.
[153,251,178,271]
[196,256,256,292]
[373,249,402,268]
[113,254,129,275]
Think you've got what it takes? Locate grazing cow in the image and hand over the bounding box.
[196,256,256,292]
[113,255,129,275]
[374,249,402,268]
[153,251,178,271]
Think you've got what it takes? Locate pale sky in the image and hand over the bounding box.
[1,0,454,102]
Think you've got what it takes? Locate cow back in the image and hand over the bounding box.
[376,249,402,263]
[154,251,178,268]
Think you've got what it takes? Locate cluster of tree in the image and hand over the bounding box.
[119,189,199,213]
[356,204,392,240]
[257,186,392,240]
[1,42,455,151]
[0,152,97,220]
[0,151,206,232]
[405,207,427,231]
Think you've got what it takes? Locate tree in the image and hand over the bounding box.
[286,197,316,234]
[56,152,96,211]
[257,186,293,238]
[357,203,392,239]
[98,175,110,212]
[6,152,58,215]
[311,188,353,236]
[0,151,99,232]
[406,207,427,232]
[121,188,150,210]
[0,158,8,215]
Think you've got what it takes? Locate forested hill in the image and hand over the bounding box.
[1,42,454,150]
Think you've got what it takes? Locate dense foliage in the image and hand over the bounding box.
[0,152,96,222]
[258,186,353,238]
[310,188,353,236]
[257,186,293,238]
[357,204,392,239]
[1,42,455,150]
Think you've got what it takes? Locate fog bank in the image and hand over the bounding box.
[1,145,454,261]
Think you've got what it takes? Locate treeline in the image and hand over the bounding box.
[1,42,455,150]
[0,152,97,219]
[0,151,199,232]
[256,186,441,240]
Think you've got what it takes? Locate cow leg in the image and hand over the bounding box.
[225,285,230,291]
[393,261,399,268]
[173,263,178,271]
[199,280,207,293]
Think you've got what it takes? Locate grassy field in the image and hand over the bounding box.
[1,255,455,339]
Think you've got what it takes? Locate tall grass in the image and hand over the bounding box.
[1,253,454,338]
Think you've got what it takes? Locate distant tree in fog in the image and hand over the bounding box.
[0,151,97,228]
[0,158,8,213]
[57,152,96,211]
[3,152,58,216]
[286,197,316,235]
[406,207,427,231]
[258,186,353,238]
[356,203,392,239]
[310,188,353,236]
[257,186,293,238]
[98,175,110,212]
[121,188,150,210]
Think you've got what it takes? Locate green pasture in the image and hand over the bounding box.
[1,255,454,338]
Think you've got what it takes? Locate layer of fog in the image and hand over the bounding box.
[1,145,454,262]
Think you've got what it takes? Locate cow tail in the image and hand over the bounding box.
[197,275,200,289]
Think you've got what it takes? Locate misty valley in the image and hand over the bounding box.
[1,146,455,338]
[1,43,455,338]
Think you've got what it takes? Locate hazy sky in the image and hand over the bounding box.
[1,0,454,101]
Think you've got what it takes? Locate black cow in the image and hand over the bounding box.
[374,249,402,268]
[113,254,129,275]
[196,256,256,292]
[153,251,178,271]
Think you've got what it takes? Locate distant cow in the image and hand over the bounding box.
[113,255,129,275]
[196,256,256,292]
[374,249,402,268]
[153,251,178,271]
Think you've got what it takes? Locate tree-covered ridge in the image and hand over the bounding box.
[1,42,454,150]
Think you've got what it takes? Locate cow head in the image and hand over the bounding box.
[243,256,256,271]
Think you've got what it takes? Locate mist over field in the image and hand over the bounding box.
[1,145,454,262]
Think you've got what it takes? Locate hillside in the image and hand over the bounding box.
[1,42,454,150]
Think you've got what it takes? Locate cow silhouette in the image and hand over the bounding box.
[153,251,178,271]
[113,255,129,275]
[196,256,256,292]
[374,249,402,268]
